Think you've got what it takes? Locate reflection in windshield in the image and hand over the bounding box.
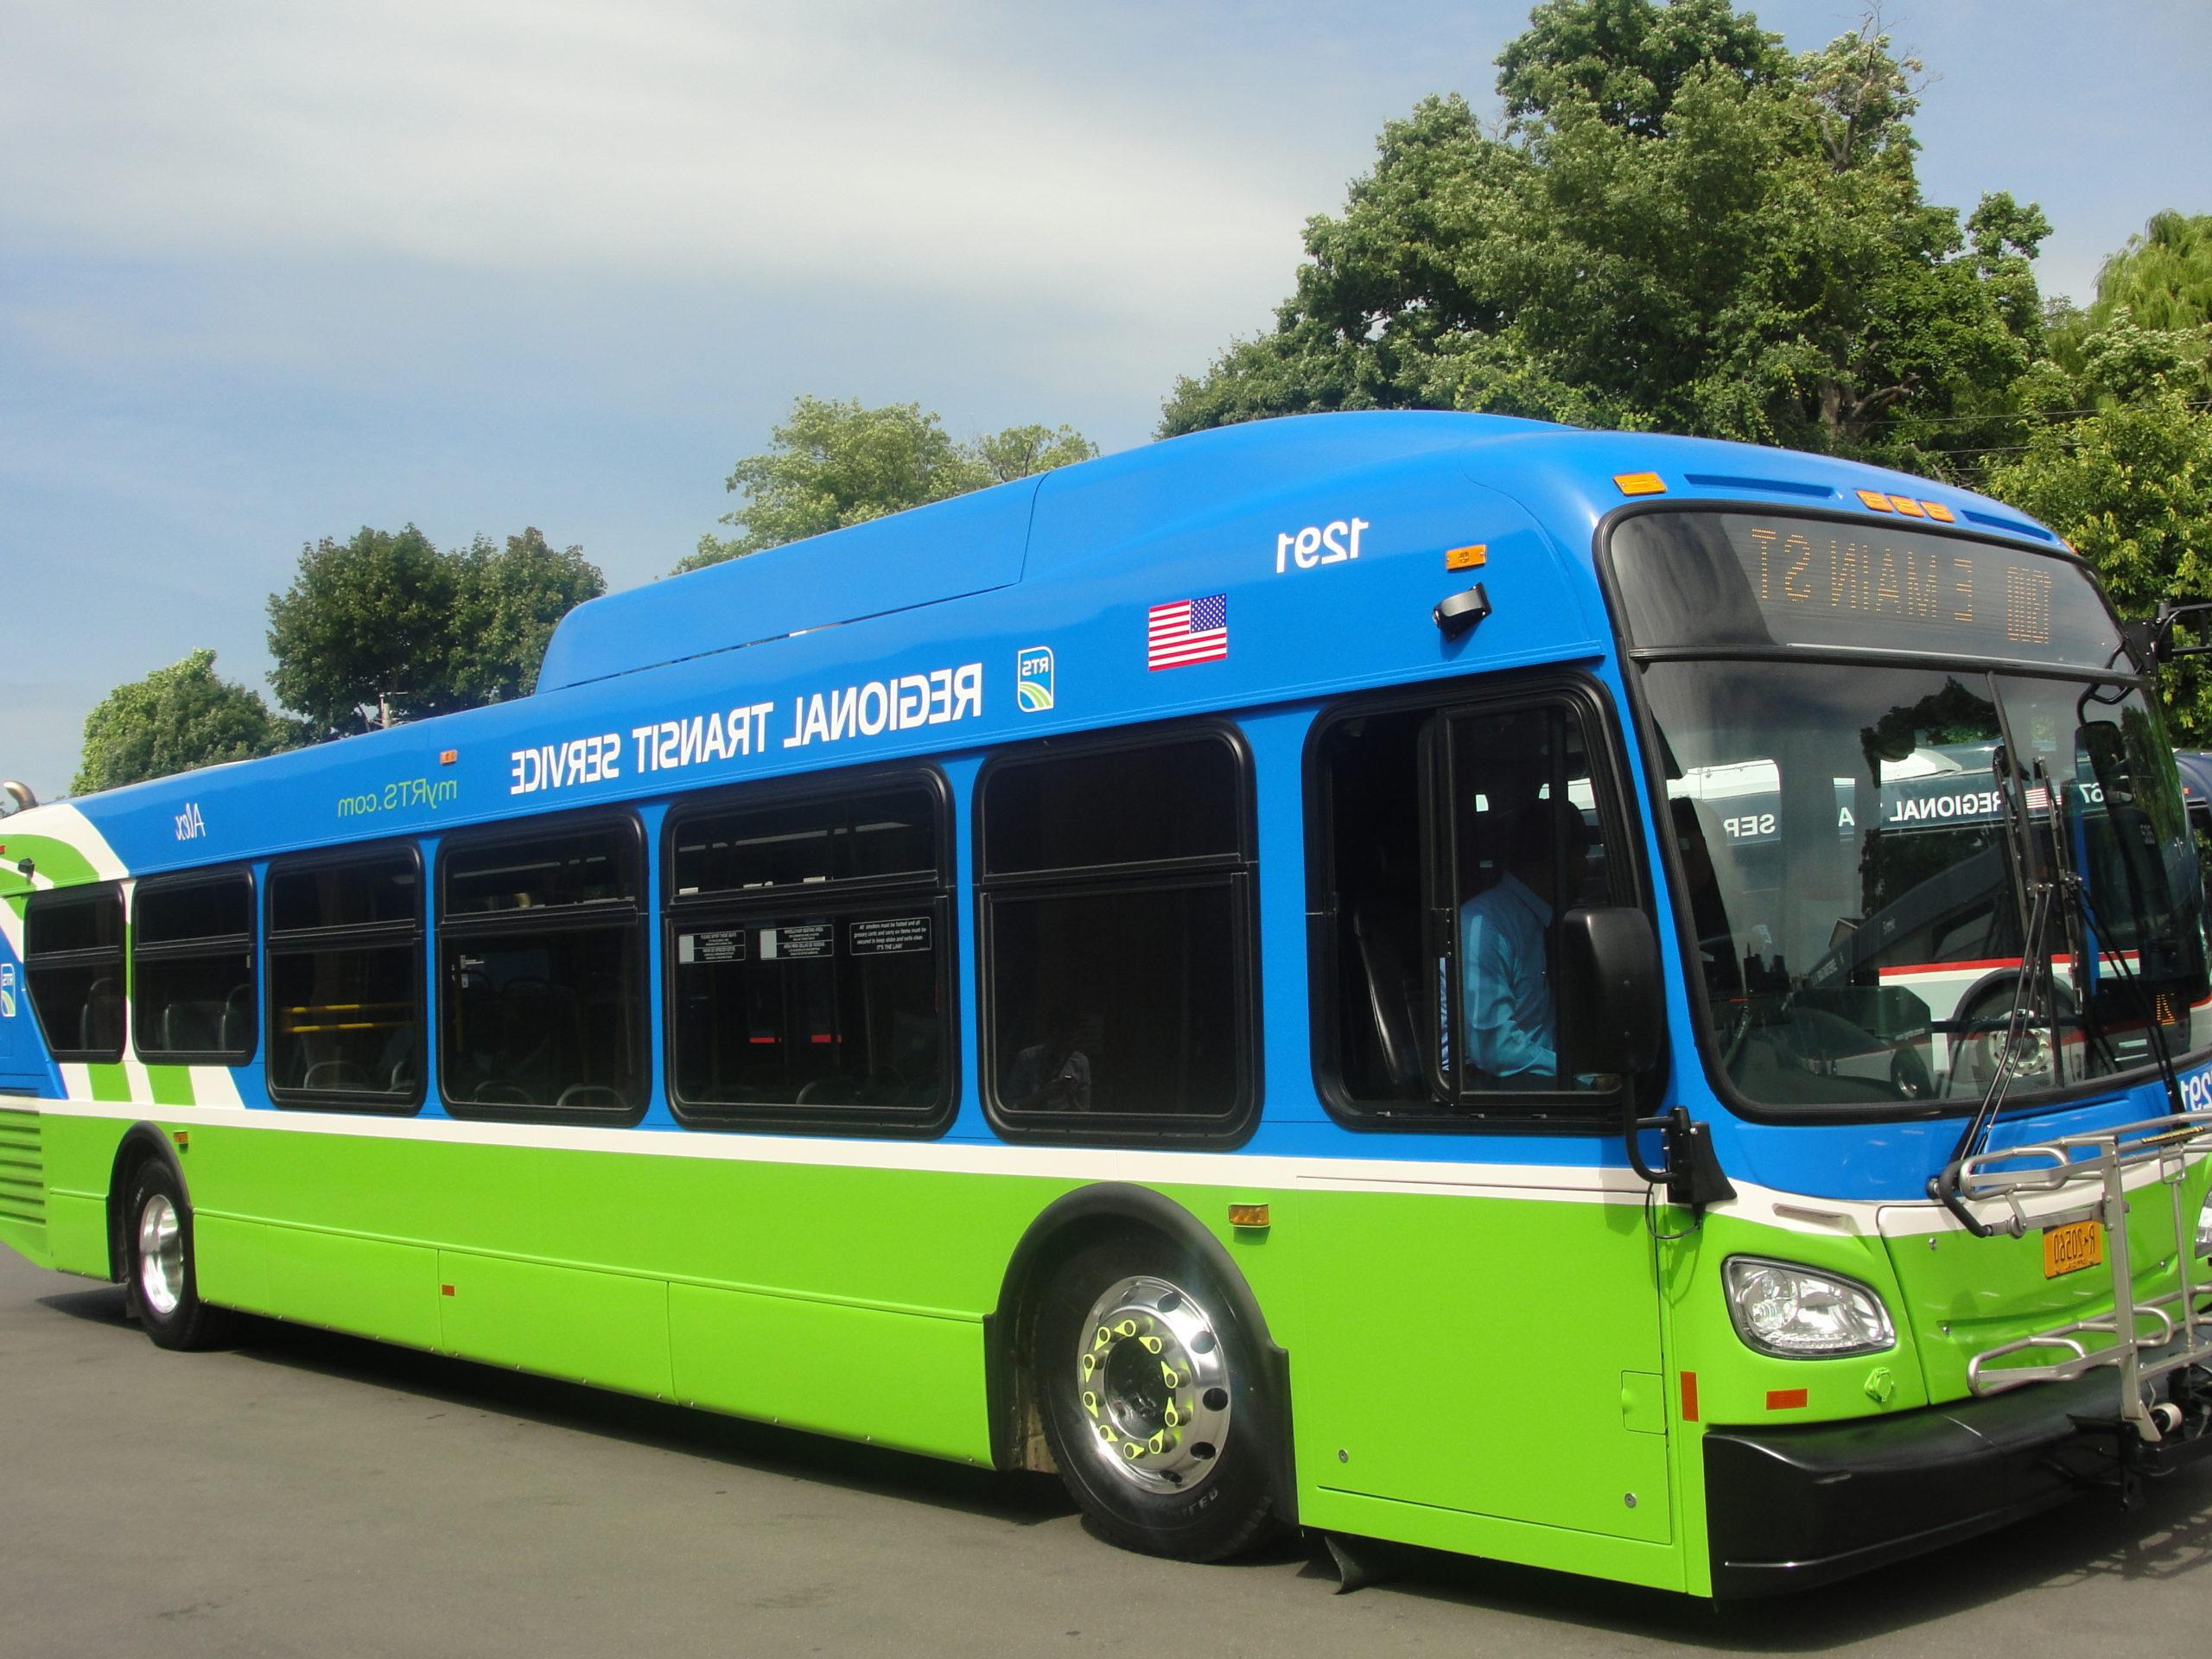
[1643,660,2210,1113]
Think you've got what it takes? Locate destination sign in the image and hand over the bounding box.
[1610,512,2125,671]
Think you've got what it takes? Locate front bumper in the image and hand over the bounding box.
[1705,1361,2212,1597]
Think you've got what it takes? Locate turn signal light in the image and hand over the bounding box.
[1228,1204,1270,1230]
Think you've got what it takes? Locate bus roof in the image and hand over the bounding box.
[11,411,2069,884]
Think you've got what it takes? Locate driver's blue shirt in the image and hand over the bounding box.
[1459,871,1555,1081]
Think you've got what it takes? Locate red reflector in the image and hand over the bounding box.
[748,1037,777,1046]
[1766,1388,1808,1410]
[810,1033,836,1045]
[440,1284,455,1297]
[1681,1370,1700,1423]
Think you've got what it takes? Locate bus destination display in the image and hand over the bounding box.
[1610,511,2125,671]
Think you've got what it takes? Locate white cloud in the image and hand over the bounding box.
[0,2,1316,319]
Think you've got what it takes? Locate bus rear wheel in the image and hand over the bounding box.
[1034,1232,1281,1562]
[125,1159,231,1351]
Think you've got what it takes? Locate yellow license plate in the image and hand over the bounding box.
[2043,1218,2105,1279]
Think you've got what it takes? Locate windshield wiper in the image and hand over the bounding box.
[1930,874,2058,1236]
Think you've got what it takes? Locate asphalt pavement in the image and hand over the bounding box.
[5,1245,2211,1658]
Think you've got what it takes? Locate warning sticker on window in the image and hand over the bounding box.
[677,930,744,965]
[849,916,931,956]
[760,922,833,960]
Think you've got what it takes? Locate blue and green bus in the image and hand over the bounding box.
[5,410,2211,1595]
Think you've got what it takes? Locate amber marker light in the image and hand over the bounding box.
[171,1130,190,1150]
[1445,543,1488,571]
[1228,1204,1270,1230]
[1888,495,1926,518]
[1922,501,1956,524]
[440,749,458,766]
[1855,489,1893,512]
[1614,472,1666,496]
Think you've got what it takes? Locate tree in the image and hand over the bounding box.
[447,528,608,704]
[267,524,604,734]
[1160,3,2047,480]
[1987,309,2212,741]
[74,650,300,795]
[2090,211,2212,335]
[679,397,1097,573]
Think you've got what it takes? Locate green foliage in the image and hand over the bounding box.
[1989,311,2212,741]
[267,524,604,734]
[74,649,300,795]
[680,397,1097,573]
[1160,3,2047,479]
[2092,211,2212,334]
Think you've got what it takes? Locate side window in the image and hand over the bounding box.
[268,850,424,1110]
[441,820,645,1120]
[980,728,1256,1137]
[1313,690,1630,1124]
[136,873,255,1063]
[23,885,124,1063]
[666,776,951,1131]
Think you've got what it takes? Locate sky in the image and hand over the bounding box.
[3,0,2208,802]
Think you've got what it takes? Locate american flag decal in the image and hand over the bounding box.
[1147,594,1229,671]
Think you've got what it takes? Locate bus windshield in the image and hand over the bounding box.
[1611,510,2211,1116]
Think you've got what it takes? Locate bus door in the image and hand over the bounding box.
[1305,683,1671,1544]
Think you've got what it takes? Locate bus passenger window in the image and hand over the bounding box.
[267,849,424,1111]
[135,873,255,1063]
[665,778,950,1131]
[22,884,125,1063]
[440,821,645,1119]
[1313,694,1628,1123]
[980,729,1255,1137]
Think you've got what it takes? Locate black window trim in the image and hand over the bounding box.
[264,839,427,1116]
[661,765,958,1139]
[976,718,1262,1147]
[1301,670,1655,1135]
[436,810,650,1127]
[1591,496,2212,1128]
[22,880,127,1065]
[133,867,258,1065]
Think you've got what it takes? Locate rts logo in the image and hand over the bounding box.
[174,802,206,842]
[0,962,15,1020]
[1016,645,1054,714]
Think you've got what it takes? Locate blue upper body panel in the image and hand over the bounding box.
[38,410,2170,1202]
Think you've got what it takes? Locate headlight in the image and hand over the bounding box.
[1724,1257,1895,1357]
[2196,1191,2212,1259]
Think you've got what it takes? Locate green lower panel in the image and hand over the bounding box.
[669,1281,989,1463]
[201,1216,442,1350]
[45,1191,107,1278]
[439,1250,673,1398]
[1301,1484,1686,1592]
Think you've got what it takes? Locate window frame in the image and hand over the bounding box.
[661,766,957,1137]
[436,811,650,1126]
[976,720,1262,1147]
[22,881,126,1065]
[264,841,427,1115]
[1302,672,1651,1134]
[133,868,257,1065]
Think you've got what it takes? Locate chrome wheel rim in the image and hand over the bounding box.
[1073,1274,1232,1496]
[137,1192,183,1319]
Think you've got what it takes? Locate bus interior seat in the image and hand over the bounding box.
[80,978,120,1050]
[219,983,253,1054]
[1350,903,1425,1096]
[553,1083,626,1112]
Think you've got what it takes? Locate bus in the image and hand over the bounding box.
[3,410,2210,1598]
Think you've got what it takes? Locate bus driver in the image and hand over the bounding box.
[1460,806,1589,1085]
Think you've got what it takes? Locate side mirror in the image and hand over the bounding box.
[1559,906,1665,1077]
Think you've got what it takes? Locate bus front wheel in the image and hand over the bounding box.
[1034,1232,1280,1561]
[125,1159,231,1351]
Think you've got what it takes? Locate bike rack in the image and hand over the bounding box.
[1949,1112,2212,1444]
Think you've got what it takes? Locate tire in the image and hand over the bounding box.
[124,1158,232,1351]
[1033,1230,1282,1562]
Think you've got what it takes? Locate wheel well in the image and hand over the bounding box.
[984,1183,1295,1521]
[105,1125,185,1283]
